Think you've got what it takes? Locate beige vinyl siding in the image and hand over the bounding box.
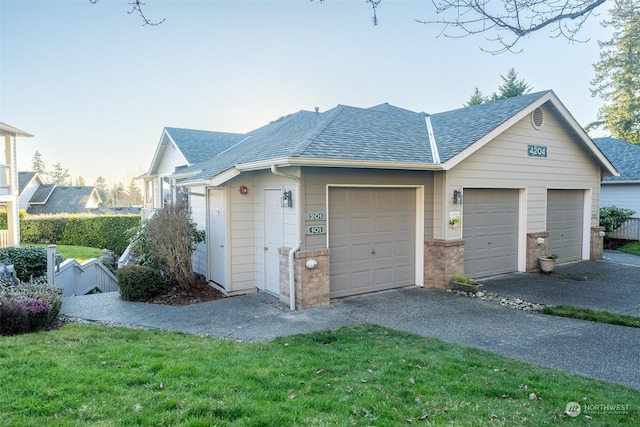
[226,169,300,293]
[228,178,258,293]
[302,168,435,251]
[447,106,601,233]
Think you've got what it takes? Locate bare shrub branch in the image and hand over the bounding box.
[145,202,204,290]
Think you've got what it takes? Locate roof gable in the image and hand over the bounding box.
[27,186,101,215]
[594,137,640,182]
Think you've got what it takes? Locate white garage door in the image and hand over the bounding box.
[329,187,416,298]
[547,190,584,262]
[463,189,519,278]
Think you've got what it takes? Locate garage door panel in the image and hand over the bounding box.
[374,242,393,259]
[547,190,583,262]
[330,217,348,236]
[350,244,372,262]
[329,187,416,298]
[464,189,519,277]
[375,216,394,233]
[352,217,373,234]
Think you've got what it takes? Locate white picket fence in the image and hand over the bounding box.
[610,218,640,241]
[46,245,119,298]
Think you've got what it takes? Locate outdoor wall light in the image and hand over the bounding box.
[453,189,463,204]
[282,190,292,208]
[305,259,318,269]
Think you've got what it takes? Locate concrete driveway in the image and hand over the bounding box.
[61,250,640,390]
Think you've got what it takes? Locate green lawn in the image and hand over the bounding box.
[542,305,640,328]
[619,241,640,256]
[23,244,103,263]
[0,323,637,426]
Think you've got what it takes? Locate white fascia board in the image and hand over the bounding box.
[145,129,171,175]
[544,92,619,177]
[235,157,443,172]
[0,123,33,137]
[168,169,202,180]
[180,168,241,188]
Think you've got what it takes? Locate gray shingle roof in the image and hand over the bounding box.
[593,137,640,182]
[179,91,557,184]
[29,184,55,204]
[27,186,98,215]
[164,128,246,165]
[18,172,37,194]
[430,91,548,162]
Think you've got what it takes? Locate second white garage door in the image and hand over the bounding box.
[463,189,519,278]
[329,187,416,298]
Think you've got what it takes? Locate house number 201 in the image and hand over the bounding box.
[308,212,324,220]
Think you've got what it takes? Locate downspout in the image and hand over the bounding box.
[270,165,301,310]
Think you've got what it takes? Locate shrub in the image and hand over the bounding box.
[0,280,63,335]
[0,246,50,282]
[600,206,636,234]
[116,265,164,302]
[20,214,140,255]
[144,203,205,290]
[0,297,29,335]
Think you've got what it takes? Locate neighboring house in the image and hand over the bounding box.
[0,122,33,247]
[26,185,102,215]
[141,90,617,310]
[17,172,46,210]
[593,137,640,215]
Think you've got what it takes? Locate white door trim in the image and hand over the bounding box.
[325,184,424,287]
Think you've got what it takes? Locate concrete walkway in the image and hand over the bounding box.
[61,250,640,390]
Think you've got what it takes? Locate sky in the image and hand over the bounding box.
[0,0,613,186]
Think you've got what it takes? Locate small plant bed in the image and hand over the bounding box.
[145,278,226,306]
[1,323,638,426]
[451,274,484,293]
[541,305,640,328]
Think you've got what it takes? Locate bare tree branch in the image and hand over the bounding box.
[418,0,608,53]
[90,0,165,26]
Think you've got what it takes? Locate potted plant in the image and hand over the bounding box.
[450,274,484,293]
[448,217,461,229]
[538,254,558,273]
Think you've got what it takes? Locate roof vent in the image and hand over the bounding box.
[531,108,544,129]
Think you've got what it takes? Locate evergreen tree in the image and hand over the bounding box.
[47,163,72,185]
[491,68,532,100]
[112,182,126,207]
[31,151,46,177]
[465,69,532,106]
[591,0,640,144]
[75,176,85,186]
[95,176,111,207]
[126,179,143,206]
[464,88,486,107]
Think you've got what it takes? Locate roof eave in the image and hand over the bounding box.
[0,123,33,137]
[235,157,443,172]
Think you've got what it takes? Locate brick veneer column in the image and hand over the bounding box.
[279,247,330,310]
[591,226,605,260]
[526,232,549,272]
[423,239,464,289]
